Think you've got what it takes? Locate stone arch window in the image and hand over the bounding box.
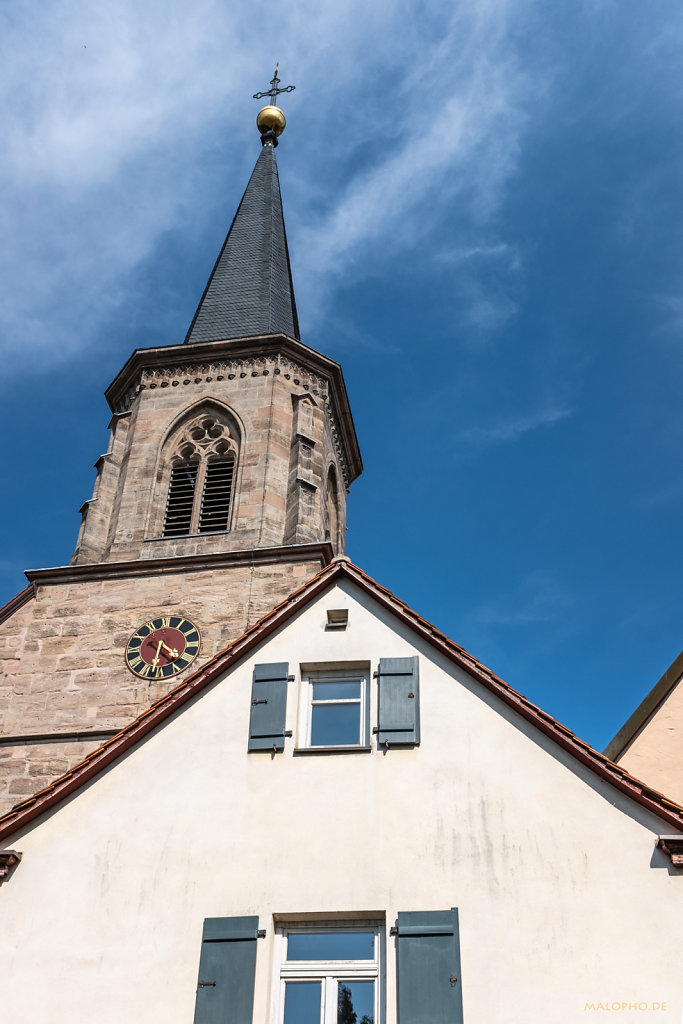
[326,465,340,549]
[163,413,238,537]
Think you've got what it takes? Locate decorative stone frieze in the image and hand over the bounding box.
[111,349,351,491]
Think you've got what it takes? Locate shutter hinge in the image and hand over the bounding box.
[272,733,292,753]
[450,975,458,985]
[252,699,268,705]
[408,692,415,698]
[198,981,216,988]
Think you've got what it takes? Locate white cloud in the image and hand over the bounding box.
[435,243,518,265]
[470,570,573,627]
[0,0,538,374]
[293,4,534,323]
[457,403,573,448]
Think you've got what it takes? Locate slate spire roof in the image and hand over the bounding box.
[184,138,300,344]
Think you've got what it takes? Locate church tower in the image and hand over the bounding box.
[0,74,361,815]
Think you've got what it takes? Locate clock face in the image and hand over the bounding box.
[125,615,201,680]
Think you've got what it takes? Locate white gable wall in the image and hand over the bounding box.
[1,578,681,1023]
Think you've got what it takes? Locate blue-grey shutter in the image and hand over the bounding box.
[395,909,463,1024]
[248,662,290,751]
[375,656,420,746]
[193,916,260,1024]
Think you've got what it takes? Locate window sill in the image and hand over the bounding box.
[144,531,231,543]
[293,745,372,756]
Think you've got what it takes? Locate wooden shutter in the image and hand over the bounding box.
[395,909,463,1024]
[375,656,420,746]
[247,662,290,752]
[193,916,260,1024]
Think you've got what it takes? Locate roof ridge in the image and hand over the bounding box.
[1,558,682,841]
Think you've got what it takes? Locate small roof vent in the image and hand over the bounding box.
[326,608,348,630]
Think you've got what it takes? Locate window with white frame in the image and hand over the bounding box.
[302,669,369,748]
[274,924,381,1024]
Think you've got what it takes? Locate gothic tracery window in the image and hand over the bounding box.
[163,413,238,537]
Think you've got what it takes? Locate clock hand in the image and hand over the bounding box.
[151,640,163,668]
[160,641,180,658]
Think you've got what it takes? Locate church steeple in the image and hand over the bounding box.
[70,72,361,575]
[184,70,299,345]
[0,67,360,825]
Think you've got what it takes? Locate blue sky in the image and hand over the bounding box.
[1,0,682,751]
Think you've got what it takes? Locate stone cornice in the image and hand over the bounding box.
[24,542,334,587]
[104,334,362,486]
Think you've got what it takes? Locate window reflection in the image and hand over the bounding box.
[337,981,374,1024]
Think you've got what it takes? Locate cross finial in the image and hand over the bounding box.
[253,64,296,105]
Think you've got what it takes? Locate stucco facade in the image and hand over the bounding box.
[1,576,681,1023]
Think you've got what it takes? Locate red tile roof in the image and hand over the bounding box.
[1,558,682,841]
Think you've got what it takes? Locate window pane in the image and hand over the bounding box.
[311,703,360,746]
[287,932,374,961]
[284,982,321,1024]
[312,681,361,701]
[338,981,374,1024]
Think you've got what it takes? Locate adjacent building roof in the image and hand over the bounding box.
[604,648,683,761]
[184,141,300,345]
[1,558,682,842]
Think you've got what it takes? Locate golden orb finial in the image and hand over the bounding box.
[252,65,295,144]
[256,105,286,137]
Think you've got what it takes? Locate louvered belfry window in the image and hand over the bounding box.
[162,414,237,538]
[198,458,235,532]
[164,462,199,536]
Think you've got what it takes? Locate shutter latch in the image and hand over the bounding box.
[198,981,216,988]
[450,975,458,986]
[408,692,414,698]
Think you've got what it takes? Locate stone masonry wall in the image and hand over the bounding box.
[74,351,347,566]
[0,555,322,816]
